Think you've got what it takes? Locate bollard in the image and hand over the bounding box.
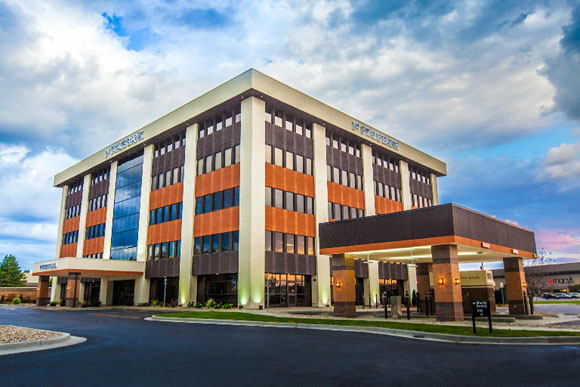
[523,291,529,315]
[383,292,388,319]
[529,293,534,315]
[406,296,410,320]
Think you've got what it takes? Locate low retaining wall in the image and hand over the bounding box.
[0,287,39,303]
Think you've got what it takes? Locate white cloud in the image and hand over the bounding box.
[541,142,580,185]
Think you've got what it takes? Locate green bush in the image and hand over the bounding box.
[12,297,21,304]
[49,301,58,306]
[205,298,215,308]
[222,303,233,309]
[0,295,5,304]
[213,302,223,309]
[194,301,203,308]
[151,300,159,307]
[137,302,150,307]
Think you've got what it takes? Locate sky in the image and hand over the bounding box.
[0,0,579,271]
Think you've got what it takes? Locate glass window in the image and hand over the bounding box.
[163,206,170,222]
[265,144,272,164]
[305,126,311,138]
[349,144,354,155]
[274,232,283,252]
[235,112,241,123]
[342,205,349,220]
[207,123,213,136]
[198,127,205,139]
[160,145,166,155]
[349,172,355,188]
[216,120,223,131]
[155,244,161,259]
[332,137,338,149]
[148,245,154,260]
[202,236,210,253]
[150,209,155,225]
[358,209,364,217]
[274,147,283,167]
[333,168,340,183]
[197,159,204,176]
[341,170,348,186]
[204,194,212,213]
[165,170,171,186]
[333,203,341,220]
[233,187,240,206]
[175,137,180,149]
[296,194,304,213]
[223,189,232,209]
[225,115,233,127]
[285,151,293,170]
[356,175,362,190]
[306,197,313,215]
[167,142,173,153]
[285,234,295,253]
[307,237,315,255]
[205,155,213,173]
[285,119,293,131]
[265,231,272,251]
[305,158,312,175]
[265,187,272,207]
[224,148,232,167]
[152,175,158,191]
[296,235,305,255]
[350,207,357,219]
[161,242,168,259]
[327,165,331,181]
[213,192,222,211]
[169,241,175,258]
[173,167,179,184]
[274,113,283,127]
[232,231,239,251]
[158,173,164,189]
[196,197,203,214]
[215,151,222,170]
[274,189,283,209]
[378,182,384,197]
[234,144,240,164]
[296,123,303,135]
[295,155,303,173]
[222,232,230,252]
[194,238,201,255]
[155,207,162,224]
[340,141,347,152]
[265,112,272,123]
[171,203,177,220]
[285,192,294,211]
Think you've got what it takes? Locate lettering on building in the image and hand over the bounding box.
[39,263,57,270]
[104,131,144,157]
[352,121,399,151]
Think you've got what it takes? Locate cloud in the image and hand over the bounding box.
[536,228,580,252]
[539,141,580,187]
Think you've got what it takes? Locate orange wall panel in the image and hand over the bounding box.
[62,216,80,234]
[265,163,315,197]
[83,237,105,256]
[195,164,240,198]
[327,182,365,209]
[193,207,239,237]
[375,196,403,215]
[60,243,77,258]
[150,182,184,210]
[86,207,107,227]
[147,219,183,245]
[265,207,316,237]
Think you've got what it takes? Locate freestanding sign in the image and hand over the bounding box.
[471,300,492,334]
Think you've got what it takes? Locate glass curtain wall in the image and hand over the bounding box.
[111,154,144,260]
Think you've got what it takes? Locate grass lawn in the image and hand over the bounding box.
[533,300,580,305]
[156,311,580,338]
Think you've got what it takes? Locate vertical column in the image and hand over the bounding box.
[76,174,92,257]
[179,123,199,306]
[55,185,68,258]
[65,272,81,307]
[399,160,412,210]
[404,263,418,302]
[50,276,58,302]
[238,96,266,308]
[361,144,376,216]
[99,278,109,306]
[134,144,154,304]
[416,263,432,313]
[503,257,527,315]
[36,276,50,306]
[312,122,331,307]
[332,254,356,317]
[430,173,439,205]
[368,260,379,307]
[431,245,463,321]
[102,161,118,260]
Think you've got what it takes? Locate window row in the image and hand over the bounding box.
[326,133,361,158]
[265,110,312,138]
[150,202,183,225]
[67,182,83,195]
[410,167,431,185]
[91,169,109,185]
[152,165,185,191]
[327,165,363,190]
[89,194,108,212]
[196,187,240,215]
[194,231,240,255]
[265,231,315,255]
[83,253,103,259]
[63,230,79,245]
[413,194,432,209]
[85,223,106,240]
[197,145,240,176]
[154,131,186,158]
[374,181,402,202]
[265,187,314,215]
[328,202,364,221]
[265,145,313,175]
[147,240,182,260]
[372,152,400,173]
[65,204,81,219]
[198,112,241,139]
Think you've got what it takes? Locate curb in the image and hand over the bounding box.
[146,316,580,346]
[0,330,86,356]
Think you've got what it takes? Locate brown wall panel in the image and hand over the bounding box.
[265,163,315,197]
[62,216,80,234]
[146,258,181,278]
[193,207,239,237]
[85,207,107,227]
[147,219,182,245]
[327,181,365,209]
[375,196,403,215]
[60,243,77,258]
[195,164,240,197]
[265,207,316,237]
[83,237,105,256]
[193,252,239,275]
[150,182,184,210]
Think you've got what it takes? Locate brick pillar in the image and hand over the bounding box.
[332,254,356,318]
[416,263,432,313]
[65,272,81,307]
[36,276,50,306]
[503,257,526,315]
[431,244,464,321]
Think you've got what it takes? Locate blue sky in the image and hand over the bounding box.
[0,0,579,270]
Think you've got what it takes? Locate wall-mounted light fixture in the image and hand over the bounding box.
[522,282,527,288]
[335,281,343,290]
[437,277,445,285]
[454,278,460,285]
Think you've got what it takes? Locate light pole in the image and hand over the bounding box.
[163,276,167,307]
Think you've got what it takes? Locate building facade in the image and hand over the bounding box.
[34,69,456,309]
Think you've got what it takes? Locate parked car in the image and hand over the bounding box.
[541,292,555,299]
[554,293,572,299]
[568,292,580,299]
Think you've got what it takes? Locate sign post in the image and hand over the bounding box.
[163,276,167,307]
[471,300,492,334]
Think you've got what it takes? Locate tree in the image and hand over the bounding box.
[524,248,553,297]
[0,255,27,287]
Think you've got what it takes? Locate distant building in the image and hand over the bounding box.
[492,262,580,293]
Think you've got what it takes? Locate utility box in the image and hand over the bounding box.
[460,270,496,314]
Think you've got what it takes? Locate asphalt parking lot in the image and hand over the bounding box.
[1,306,580,386]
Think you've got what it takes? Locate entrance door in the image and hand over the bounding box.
[287,275,297,307]
[83,280,101,306]
[112,280,135,306]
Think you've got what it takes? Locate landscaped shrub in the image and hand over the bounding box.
[151,300,159,307]
[12,297,21,304]
[205,298,215,308]
[0,295,4,304]
[213,302,223,309]
[49,301,58,306]
[194,301,203,308]
[222,303,233,309]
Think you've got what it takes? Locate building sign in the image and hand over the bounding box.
[104,131,144,157]
[39,263,57,270]
[352,121,399,151]
[549,277,574,285]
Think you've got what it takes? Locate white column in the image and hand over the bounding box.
[134,276,150,305]
[102,161,118,260]
[50,277,58,302]
[76,174,91,257]
[79,282,86,303]
[238,96,266,308]
[100,278,110,305]
[361,144,375,216]
[55,186,68,258]
[312,122,331,307]
[179,124,199,306]
[404,264,418,300]
[369,261,380,307]
[400,160,412,210]
[430,173,439,205]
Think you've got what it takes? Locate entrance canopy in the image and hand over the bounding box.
[32,257,145,278]
[319,203,536,263]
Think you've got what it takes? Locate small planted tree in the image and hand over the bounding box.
[0,255,27,287]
